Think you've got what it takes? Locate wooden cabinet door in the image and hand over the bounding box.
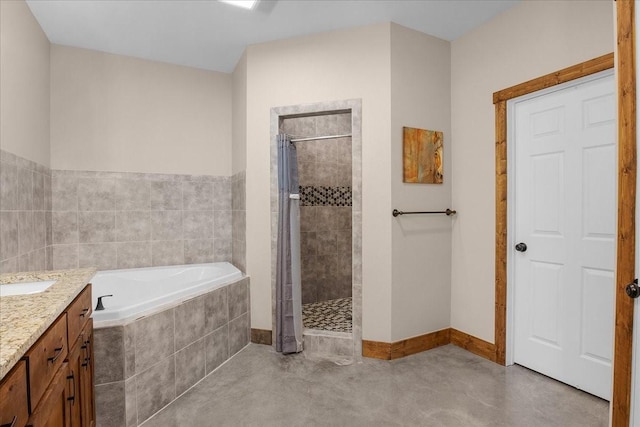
[67,338,82,427]
[0,360,29,427]
[66,319,95,427]
[27,362,71,427]
[79,321,95,427]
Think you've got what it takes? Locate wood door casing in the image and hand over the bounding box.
[493,51,639,417]
[494,5,637,419]
[612,1,636,425]
[493,53,615,367]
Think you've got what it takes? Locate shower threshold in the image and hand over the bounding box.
[302,297,352,333]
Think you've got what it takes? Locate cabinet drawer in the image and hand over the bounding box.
[0,360,29,427]
[26,314,68,411]
[67,285,92,345]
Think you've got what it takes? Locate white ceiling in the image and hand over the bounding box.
[26,0,519,73]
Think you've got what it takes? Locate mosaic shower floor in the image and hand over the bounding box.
[302,297,352,333]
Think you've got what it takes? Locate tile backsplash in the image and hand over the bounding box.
[1,148,242,275]
[0,113,351,283]
[50,170,233,271]
[0,150,52,273]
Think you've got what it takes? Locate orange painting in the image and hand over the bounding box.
[402,127,443,184]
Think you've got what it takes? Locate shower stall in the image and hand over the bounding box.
[280,113,353,333]
[271,100,362,359]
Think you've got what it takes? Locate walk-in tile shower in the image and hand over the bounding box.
[280,112,353,334]
[271,99,362,360]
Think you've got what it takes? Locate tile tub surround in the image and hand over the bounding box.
[93,276,250,427]
[50,170,233,271]
[0,268,97,379]
[231,170,246,272]
[0,149,52,274]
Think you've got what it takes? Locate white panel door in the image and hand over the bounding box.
[513,72,616,400]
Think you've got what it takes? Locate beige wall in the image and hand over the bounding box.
[450,0,614,342]
[232,52,248,174]
[3,0,614,346]
[244,24,393,340]
[0,0,50,167]
[390,24,451,341]
[50,45,232,176]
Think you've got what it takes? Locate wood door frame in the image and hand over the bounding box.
[613,1,636,425]
[494,3,636,419]
[493,52,615,365]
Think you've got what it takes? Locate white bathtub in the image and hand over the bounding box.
[92,263,250,425]
[91,262,243,326]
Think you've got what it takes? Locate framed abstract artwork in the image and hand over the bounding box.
[402,127,443,184]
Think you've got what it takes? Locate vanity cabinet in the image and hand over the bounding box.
[0,284,94,427]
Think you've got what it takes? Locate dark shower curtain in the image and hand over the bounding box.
[276,134,303,354]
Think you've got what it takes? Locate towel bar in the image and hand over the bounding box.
[392,209,456,217]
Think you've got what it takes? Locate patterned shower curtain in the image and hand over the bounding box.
[276,134,303,354]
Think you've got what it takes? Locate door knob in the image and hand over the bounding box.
[626,279,640,299]
[515,242,527,252]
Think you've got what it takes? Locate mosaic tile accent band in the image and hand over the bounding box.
[299,186,352,207]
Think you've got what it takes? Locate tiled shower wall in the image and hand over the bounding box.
[0,150,52,274]
[281,113,352,304]
[50,170,232,270]
[232,171,246,272]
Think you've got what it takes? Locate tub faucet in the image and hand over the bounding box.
[95,295,113,311]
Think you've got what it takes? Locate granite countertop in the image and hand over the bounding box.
[0,268,96,381]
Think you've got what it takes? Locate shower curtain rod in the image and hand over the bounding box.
[289,133,352,143]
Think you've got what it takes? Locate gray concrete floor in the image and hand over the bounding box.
[141,344,608,427]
